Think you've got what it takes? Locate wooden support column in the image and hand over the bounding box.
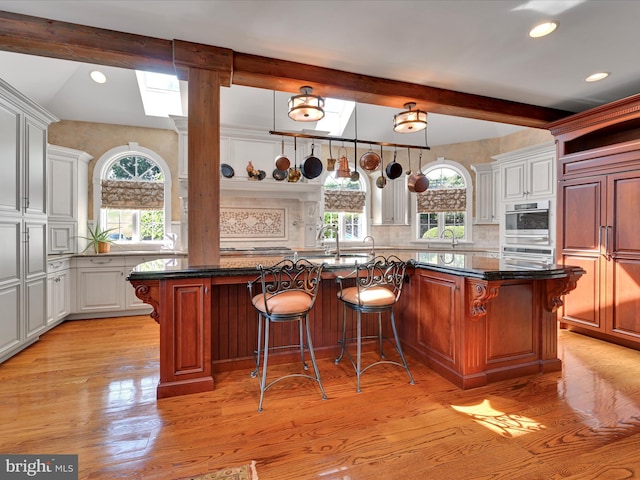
[185,68,222,266]
[173,40,233,267]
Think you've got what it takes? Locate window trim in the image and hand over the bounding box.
[92,142,172,244]
[412,157,473,245]
[320,170,370,244]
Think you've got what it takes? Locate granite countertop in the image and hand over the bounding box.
[128,250,581,282]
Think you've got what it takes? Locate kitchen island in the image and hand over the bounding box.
[128,251,584,398]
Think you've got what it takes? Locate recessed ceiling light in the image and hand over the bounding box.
[585,72,609,82]
[529,21,558,38]
[90,70,107,84]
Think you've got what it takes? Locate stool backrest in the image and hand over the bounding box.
[354,255,407,304]
[251,258,324,316]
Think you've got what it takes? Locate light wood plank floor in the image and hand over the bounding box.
[1,316,640,479]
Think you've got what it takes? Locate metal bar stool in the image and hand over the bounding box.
[335,255,415,393]
[247,258,327,412]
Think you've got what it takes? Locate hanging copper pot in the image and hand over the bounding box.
[288,137,301,182]
[359,144,381,171]
[274,138,290,171]
[407,172,429,193]
[407,148,429,193]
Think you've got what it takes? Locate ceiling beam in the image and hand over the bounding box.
[0,10,573,128]
[232,52,572,128]
[0,10,175,73]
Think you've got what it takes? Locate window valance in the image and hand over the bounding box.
[417,188,466,213]
[101,180,164,210]
[324,190,366,213]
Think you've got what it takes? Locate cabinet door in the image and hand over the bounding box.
[24,118,47,216]
[501,161,526,201]
[24,220,47,281]
[0,98,20,214]
[55,269,71,320]
[0,284,20,360]
[48,223,76,254]
[472,165,493,224]
[48,154,76,220]
[46,274,55,326]
[76,267,125,312]
[605,172,640,339]
[159,278,212,389]
[559,178,606,330]
[527,154,555,198]
[25,276,46,339]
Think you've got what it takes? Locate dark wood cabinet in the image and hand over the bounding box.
[551,94,640,349]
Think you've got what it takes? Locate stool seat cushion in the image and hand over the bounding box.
[252,290,313,315]
[338,285,396,307]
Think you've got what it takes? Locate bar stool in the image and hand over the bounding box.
[247,258,327,412]
[335,255,415,393]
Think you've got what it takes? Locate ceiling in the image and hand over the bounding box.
[0,0,638,147]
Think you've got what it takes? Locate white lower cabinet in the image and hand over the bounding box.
[46,257,71,328]
[74,256,126,313]
[69,254,178,318]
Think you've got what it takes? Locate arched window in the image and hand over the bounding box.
[415,158,473,243]
[93,142,172,244]
[322,171,369,243]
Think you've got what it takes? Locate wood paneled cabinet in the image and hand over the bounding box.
[550,93,640,349]
[559,172,640,344]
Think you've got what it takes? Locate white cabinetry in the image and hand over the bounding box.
[374,177,408,225]
[0,78,57,364]
[74,256,126,314]
[494,142,555,203]
[46,257,71,328]
[471,162,500,224]
[47,145,91,254]
[70,254,181,318]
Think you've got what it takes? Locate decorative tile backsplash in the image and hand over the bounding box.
[220,207,287,239]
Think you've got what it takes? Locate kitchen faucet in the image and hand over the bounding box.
[440,228,458,247]
[362,235,375,256]
[317,224,340,259]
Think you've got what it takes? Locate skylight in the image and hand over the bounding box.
[315,98,355,136]
[135,70,183,118]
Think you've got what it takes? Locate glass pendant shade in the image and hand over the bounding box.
[393,102,427,133]
[288,86,325,122]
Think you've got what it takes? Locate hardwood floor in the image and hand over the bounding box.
[1,316,640,480]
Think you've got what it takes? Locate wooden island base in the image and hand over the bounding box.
[130,256,584,398]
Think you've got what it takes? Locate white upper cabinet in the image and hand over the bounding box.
[47,145,91,254]
[471,162,500,224]
[494,142,556,203]
[0,96,20,215]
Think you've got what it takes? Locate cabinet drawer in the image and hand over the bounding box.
[47,257,71,273]
[74,256,125,269]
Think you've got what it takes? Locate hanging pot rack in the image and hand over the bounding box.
[268,129,431,151]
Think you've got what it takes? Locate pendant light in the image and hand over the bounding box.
[288,86,325,122]
[393,102,427,133]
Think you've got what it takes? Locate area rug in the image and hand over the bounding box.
[176,461,258,480]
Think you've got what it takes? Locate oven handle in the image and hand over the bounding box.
[503,234,549,238]
[505,208,549,214]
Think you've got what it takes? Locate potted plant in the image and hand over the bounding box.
[80,221,117,254]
